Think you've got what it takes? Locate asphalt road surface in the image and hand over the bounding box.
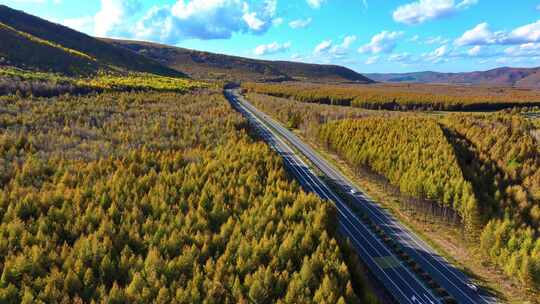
[226,89,495,304]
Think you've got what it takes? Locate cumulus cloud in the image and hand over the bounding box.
[314,40,332,54]
[454,22,498,46]
[306,0,325,9]
[61,0,139,37]
[393,0,478,25]
[134,0,277,43]
[423,44,450,62]
[94,0,141,37]
[505,20,540,44]
[254,41,291,55]
[330,35,357,55]
[289,18,312,29]
[467,45,482,56]
[504,43,540,57]
[358,31,403,54]
[455,20,540,46]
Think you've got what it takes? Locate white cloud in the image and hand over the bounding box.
[330,35,357,55]
[505,20,540,44]
[264,0,277,16]
[314,40,332,54]
[454,22,497,46]
[134,0,277,43]
[289,18,312,29]
[242,3,266,31]
[393,0,478,25]
[388,52,412,62]
[423,44,450,62]
[365,56,379,65]
[272,17,284,26]
[455,0,478,9]
[94,0,141,37]
[425,35,449,45]
[63,16,94,34]
[359,31,403,54]
[505,43,540,57]
[467,45,482,56]
[455,20,540,47]
[254,41,291,55]
[306,0,325,9]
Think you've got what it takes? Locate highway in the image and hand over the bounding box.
[225,89,494,304]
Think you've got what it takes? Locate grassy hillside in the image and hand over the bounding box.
[0,5,182,77]
[106,39,374,83]
[366,67,540,89]
[0,22,98,75]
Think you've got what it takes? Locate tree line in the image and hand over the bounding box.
[242,82,540,111]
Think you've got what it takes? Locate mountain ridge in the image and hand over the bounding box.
[366,66,540,88]
[0,4,183,77]
[105,38,374,83]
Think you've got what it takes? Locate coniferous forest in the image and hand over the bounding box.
[2,2,540,303]
[245,92,540,291]
[243,82,540,111]
[0,90,359,303]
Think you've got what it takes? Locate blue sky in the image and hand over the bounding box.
[3,0,540,73]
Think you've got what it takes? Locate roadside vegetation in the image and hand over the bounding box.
[245,92,540,298]
[0,86,365,303]
[243,82,540,111]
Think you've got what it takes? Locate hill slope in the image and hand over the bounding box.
[366,67,540,88]
[106,39,374,83]
[0,5,182,76]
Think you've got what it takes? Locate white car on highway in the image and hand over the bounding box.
[466,283,478,293]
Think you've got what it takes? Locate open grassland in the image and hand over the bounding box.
[0,89,366,303]
[243,82,540,111]
[246,92,540,300]
[0,67,205,97]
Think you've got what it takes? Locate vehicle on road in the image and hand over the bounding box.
[466,283,478,293]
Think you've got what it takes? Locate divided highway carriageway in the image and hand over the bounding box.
[225,88,495,304]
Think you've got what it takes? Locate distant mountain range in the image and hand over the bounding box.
[104,39,373,83]
[366,67,540,88]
